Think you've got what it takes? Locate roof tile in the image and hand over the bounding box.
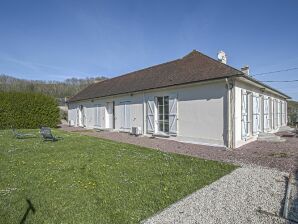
[69,50,243,102]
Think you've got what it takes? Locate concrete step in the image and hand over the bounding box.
[278,126,295,132]
[258,138,286,142]
[257,133,286,142]
[94,128,114,132]
[258,132,276,137]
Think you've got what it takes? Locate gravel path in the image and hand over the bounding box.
[60,125,298,173]
[143,166,289,224]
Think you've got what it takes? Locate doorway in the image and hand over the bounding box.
[157,96,169,134]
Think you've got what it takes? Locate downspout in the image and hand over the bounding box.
[225,78,235,149]
[230,79,235,149]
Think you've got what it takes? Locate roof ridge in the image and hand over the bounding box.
[182,49,198,58]
[187,50,244,75]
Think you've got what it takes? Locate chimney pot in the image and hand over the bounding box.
[241,65,250,76]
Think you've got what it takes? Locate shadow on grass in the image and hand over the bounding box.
[20,199,36,224]
[14,136,38,140]
[12,128,39,140]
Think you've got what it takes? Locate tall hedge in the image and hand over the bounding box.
[0,92,60,129]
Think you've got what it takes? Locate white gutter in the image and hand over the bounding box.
[239,76,290,99]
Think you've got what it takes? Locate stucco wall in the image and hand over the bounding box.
[234,80,288,148]
[178,82,226,145]
[68,80,227,147]
[142,81,226,145]
[68,78,288,148]
[68,93,144,131]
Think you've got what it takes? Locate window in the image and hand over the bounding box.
[157,96,169,133]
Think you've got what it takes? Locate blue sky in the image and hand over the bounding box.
[0,0,297,100]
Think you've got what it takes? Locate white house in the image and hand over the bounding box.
[67,50,290,148]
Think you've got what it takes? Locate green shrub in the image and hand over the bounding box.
[0,92,60,129]
[59,108,68,120]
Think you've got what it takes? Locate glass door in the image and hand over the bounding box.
[157,96,169,134]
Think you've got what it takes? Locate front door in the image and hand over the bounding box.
[105,102,114,128]
[157,96,169,134]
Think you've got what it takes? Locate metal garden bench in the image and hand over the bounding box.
[12,128,36,139]
[39,127,62,142]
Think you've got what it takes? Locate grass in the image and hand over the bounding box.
[0,129,236,223]
[269,152,289,158]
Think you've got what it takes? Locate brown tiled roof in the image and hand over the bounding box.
[69,50,243,102]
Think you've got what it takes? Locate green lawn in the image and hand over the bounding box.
[0,129,236,223]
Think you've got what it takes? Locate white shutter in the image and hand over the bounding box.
[146,97,155,133]
[87,107,92,125]
[278,101,282,127]
[269,98,273,129]
[82,106,87,127]
[263,97,269,130]
[98,105,102,127]
[277,101,280,127]
[119,103,125,129]
[252,94,259,135]
[241,90,248,139]
[285,102,287,125]
[272,100,275,129]
[76,107,80,126]
[94,105,98,126]
[274,100,278,129]
[119,102,131,130]
[256,95,260,132]
[282,101,286,125]
[169,93,178,135]
[125,103,131,129]
[101,106,105,128]
[281,102,284,125]
[94,104,101,127]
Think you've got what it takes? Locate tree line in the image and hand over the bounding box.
[288,100,298,125]
[0,74,107,101]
